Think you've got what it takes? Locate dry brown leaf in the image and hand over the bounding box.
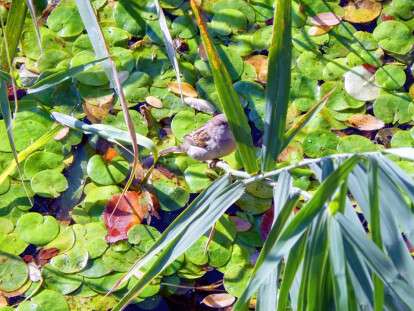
[308,25,333,36]
[146,96,163,108]
[0,295,7,307]
[83,94,114,123]
[277,144,303,162]
[245,55,268,83]
[375,128,398,147]
[168,82,198,98]
[201,293,236,308]
[102,147,119,162]
[310,12,341,26]
[229,216,252,232]
[347,114,384,131]
[344,0,382,23]
[104,191,159,243]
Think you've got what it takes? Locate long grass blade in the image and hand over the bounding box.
[74,0,140,196]
[276,233,307,311]
[153,0,183,102]
[368,158,384,311]
[234,156,360,310]
[261,0,292,172]
[26,0,42,53]
[0,1,27,70]
[27,57,108,94]
[190,0,258,173]
[336,214,414,308]
[328,215,349,311]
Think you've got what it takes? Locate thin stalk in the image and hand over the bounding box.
[369,159,384,311]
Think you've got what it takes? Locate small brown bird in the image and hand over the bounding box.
[144,114,236,166]
[181,113,236,161]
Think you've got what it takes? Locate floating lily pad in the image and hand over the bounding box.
[373,92,413,124]
[21,289,70,311]
[236,192,271,215]
[47,2,84,37]
[172,15,197,39]
[375,64,406,90]
[114,2,146,37]
[0,252,28,292]
[24,151,64,179]
[84,222,108,259]
[31,169,68,198]
[0,231,28,256]
[337,135,378,153]
[210,9,247,36]
[208,215,236,267]
[16,212,59,246]
[303,130,339,158]
[42,265,82,295]
[102,247,141,272]
[85,272,128,294]
[152,177,190,212]
[128,224,160,252]
[86,154,129,186]
[50,246,89,274]
[373,20,414,55]
[184,163,213,193]
[391,130,414,148]
[45,226,75,253]
[79,258,112,279]
[185,236,209,266]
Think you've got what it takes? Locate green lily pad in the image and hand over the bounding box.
[47,1,84,37]
[84,222,108,259]
[217,45,244,81]
[391,130,414,148]
[373,92,413,124]
[119,71,152,104]
[128,224,161,252]
[212,0,256,24]
[172,15,197,39]
[152,177,190,211]
[385,0,414,20]
[373,20,414,55]
[45,226,75,253]
[43,265,82,295]
[114,2,146,37]
[21,27,67,60]
[0,217,13,234]
[296,51,325,80]
[210,9,247,36]
[185,236,209,266]
[375,64,406,90]
[171,110,212,141]
[337,135,378,153]
[0,181,33,216]
[0,252,29,292]
[102,247,141,272]
[84,272,128,294]
[50,246,89,274]
[236,192,271,215]
[0,231,28,255]
[79,258,112,278]
[208,215,236,267]
[24,151,64,179]
[223,244,253,297]
[86,154,129,186]
[31,169,68,198]
[303,130,339,158]
[177,260,206,279]
[38,49,70,72]
[19,289,70,311]
[16,212,60,246]
[184,163,213,193]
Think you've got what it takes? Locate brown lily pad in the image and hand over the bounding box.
[344,0,382,24]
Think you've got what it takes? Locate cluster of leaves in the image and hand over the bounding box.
[0,0,414,310]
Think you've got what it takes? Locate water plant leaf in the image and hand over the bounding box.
[261,0,292,171]
[344,0,382,23]
[16,212,60,246]
[0,252,28,292]
[344,66,380,101]
[31,169,68,198]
